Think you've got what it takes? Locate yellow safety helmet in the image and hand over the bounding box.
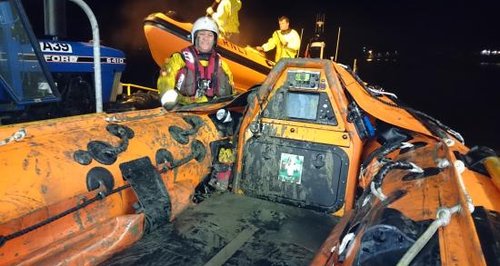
[191,16,219,45]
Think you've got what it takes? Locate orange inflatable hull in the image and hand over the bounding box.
[0,109,223,265]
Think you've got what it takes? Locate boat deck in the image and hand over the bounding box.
[102,193,339,265]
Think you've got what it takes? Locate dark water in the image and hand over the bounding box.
[356,56,500,152]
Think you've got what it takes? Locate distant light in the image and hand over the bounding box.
[480,49,500,56]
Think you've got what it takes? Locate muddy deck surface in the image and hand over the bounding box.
[102,193,339,265]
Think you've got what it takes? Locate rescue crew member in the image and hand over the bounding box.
[157,16,234,109]
[256,16,301,62]
[206,0,242,40]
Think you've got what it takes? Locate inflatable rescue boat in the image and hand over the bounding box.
[0,58,499,265]
[143,12,274,93]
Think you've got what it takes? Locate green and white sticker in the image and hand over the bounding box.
[278,153,304,184]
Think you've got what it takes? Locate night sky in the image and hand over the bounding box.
[23,0,500,151]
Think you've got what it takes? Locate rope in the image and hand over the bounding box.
[454,160,475,213]
[396,162,473,265]
[370,181,387,201]
[370,160,423,201]
[0,184,131,247]
[366,86,398,99]
[105,109,166,123]
[397,205,461,266]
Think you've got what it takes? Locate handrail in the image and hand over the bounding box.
[121,83,158,96]
[67,0,102,113]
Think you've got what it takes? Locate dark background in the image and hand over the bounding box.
[23,0,500,151]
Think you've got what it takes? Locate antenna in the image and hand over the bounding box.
[44,0,67,39]
[314,13,325,35]
[334,26,341,61]
[307,13,326,59]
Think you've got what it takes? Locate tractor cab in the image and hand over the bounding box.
[0,0,59,112]
[0,0,126,124]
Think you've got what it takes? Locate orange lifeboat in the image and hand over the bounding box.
[0,59,498,266]
[143,12,274,93]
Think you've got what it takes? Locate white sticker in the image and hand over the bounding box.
[40,42,73,53]
[176,73,185,90]
[106,57,125,64]
[44,54,78,63]
[278,153,304,184]
[182,51,194,64]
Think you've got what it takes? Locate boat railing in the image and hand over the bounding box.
[121,83,158,96]
[67,0,102,113]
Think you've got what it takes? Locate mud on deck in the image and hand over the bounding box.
[103,193,339,265]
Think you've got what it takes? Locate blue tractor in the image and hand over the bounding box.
[0,0,126,124]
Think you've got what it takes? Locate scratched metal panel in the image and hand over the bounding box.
[240,136,348,212]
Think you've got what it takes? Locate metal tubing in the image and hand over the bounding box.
[67,0,102,113]
[44,0,66,38]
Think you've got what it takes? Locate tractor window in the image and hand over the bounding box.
[0,0,59,105]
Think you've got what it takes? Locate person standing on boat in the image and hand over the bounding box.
[157,16,234,109]
[206,0,241,41]
[256,16,301,62]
